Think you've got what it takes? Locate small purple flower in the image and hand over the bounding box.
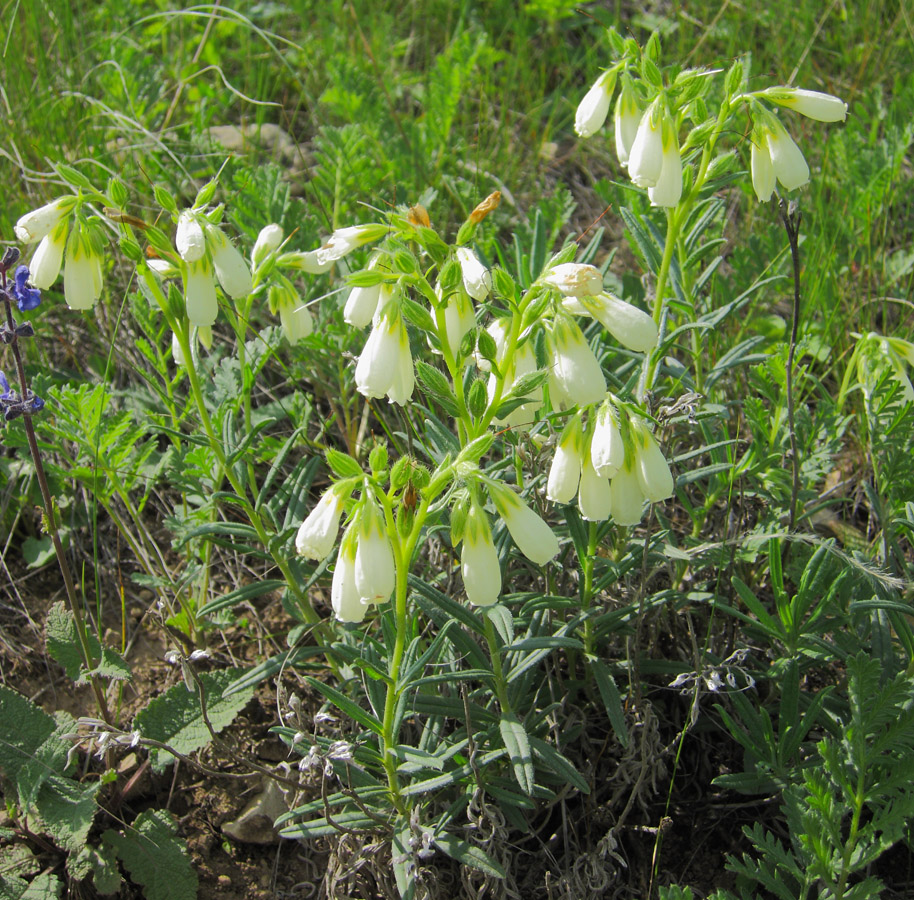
[0,371,10,400]
[10,265,41,312]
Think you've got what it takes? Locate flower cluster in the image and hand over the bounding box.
[545,400,674,525]
[16,196,107,310]
[745,88,847,202]
[457,482,560,607]
[171,208,253,327]
[575,34,847,208]
[296,485,396,623]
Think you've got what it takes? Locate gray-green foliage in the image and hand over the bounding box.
[721,653,914,900]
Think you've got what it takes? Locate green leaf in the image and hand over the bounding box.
[433,834,505,879]
[33,776,100,853]
[134,669,255,770]
[21,536,57,569]
[587,658,629,748]
[198,579,287,617]
[103,810,197,900]
[486,605,514,645]
[528,736,590,794]
[278,809,380,838]
[500,714,534,796]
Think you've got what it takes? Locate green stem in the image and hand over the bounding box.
[483,616,513,714]
[580,521,598,658]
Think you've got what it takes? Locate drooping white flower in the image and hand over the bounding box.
[461,505,501,606]
[590,402,625,477]
[15,197,72,244]
[272,283,313,343]
[251,223,284,269]
[184,259,219,326]
[543,263,603,298]
[355,307,414,405]
[210,227,253,299]
[28,221,68,289]
[763,87,848,122]
[171,332,186,367]
[548,315,606,409]
[578,456,612,521]
[648,115,683,208]
[609,462,645,526]
[547,416,584,504]
[171,326,211,367]
[175,211,206,262]
[489,484,559,566]
[280,250,334,274]
[456,247,491,301]
[750,128,777,202]
[571,292,659,353]
[314,224,387,267]
[614,77,641,167]
[331,537,369,623]
[628,100,665,188]
[632,419,674,502]
[575,72,613,138]
[345,282,385,329]
[443,288,476,358]
[296,488,347,560]
[756,117,809,194]
[63,229,104,311]
[354,503,395,604]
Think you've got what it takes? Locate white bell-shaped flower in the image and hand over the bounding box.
[15,197,71,244]
[273,283,313,343]
[443,287,476,358]
[314,224,387,267]
[456,247,491,301]
[184,259,218,326]
[575,72,613,138]
[614,78,641,167]
[609,462,645,526]
[648,114,683,208]
[251,224,284,269]
[543,263,603,298]
[548,315,606,409]
[590,402,625,477]
[546,416,584,504]
[578,455,612,522]
[750,128,777,202]
[461,505,501,606]
[354,503,395,604]
[331,535,369,623]
[176,211,206,262]
[210,228,253,299]
[632,418,674,502]
[296,488,346,560]
[63,229,103,311]
[345,282,385,329]
[572,292,659,353]
[763,86,847,122]
[355,306,414,405]
[628,100,665,188]
[28,221,68,289]
[490,484,559,566]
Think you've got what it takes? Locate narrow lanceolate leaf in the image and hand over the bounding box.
[305,677,384,736]
[588,658,629,748]
[500,714,534,796]
[133,669,255,771]
[433,834,505,879]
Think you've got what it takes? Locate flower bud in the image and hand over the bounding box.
[251,223,284,268]
[344,282,384,329]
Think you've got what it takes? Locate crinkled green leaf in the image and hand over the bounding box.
[134,668,254,770]
[103,810,197,900]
